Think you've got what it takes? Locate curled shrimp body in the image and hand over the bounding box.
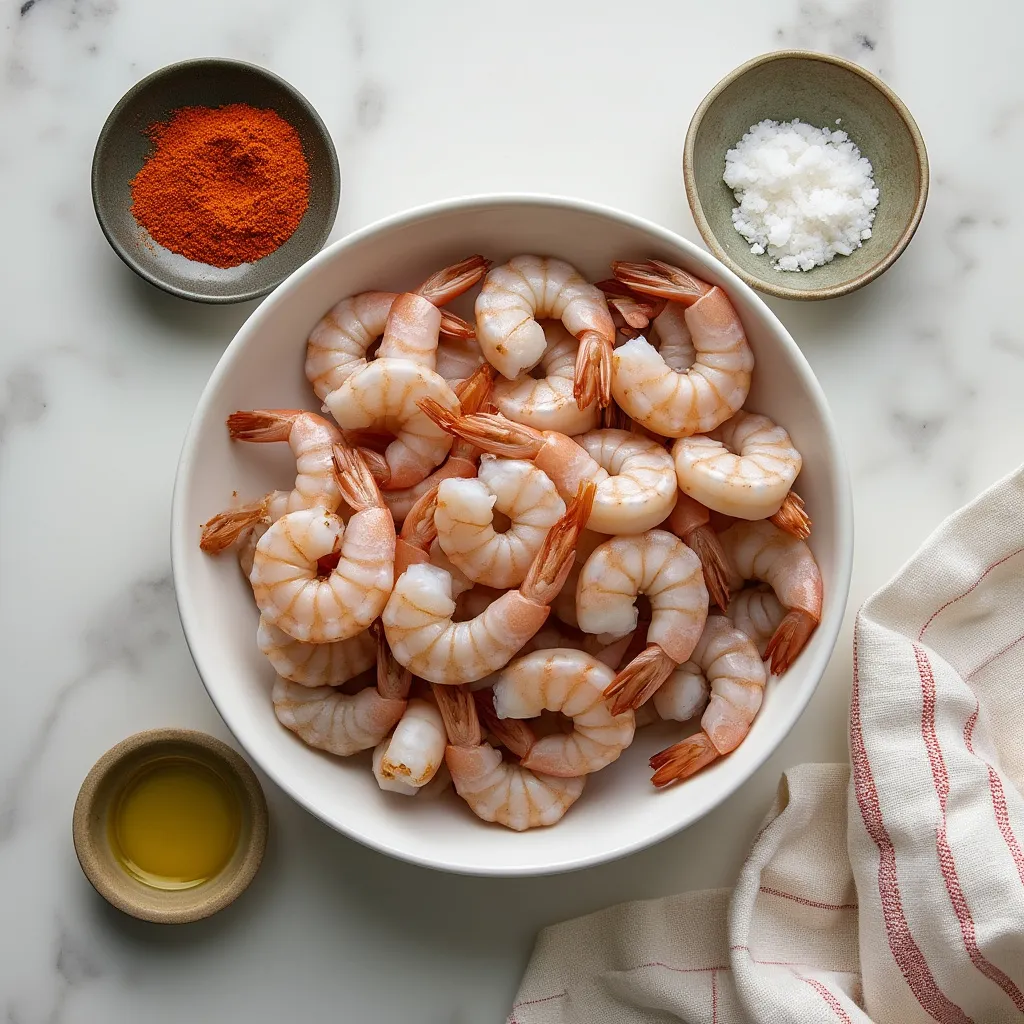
[550,529,604,629]
[577,530,709,714]
[382,482,594,684]
[672,410,804,523]
[719,521,822,674]
[492,320,600,436]
[610,259,753,437]
[474,255,616,408]
[435,455,565,589]
[250,448,395,642]
[257,616,376,687]
[423,408,677,536]
[325,359,458,491]
[649,616,767,785]
[432,684,585,831]
[273,623,411,757]
[491,649,635,776]
[373,697,447,793]
[727,584,786,657]
[665,493,732,611]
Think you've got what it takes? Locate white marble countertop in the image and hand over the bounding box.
[3,0,1023,1019]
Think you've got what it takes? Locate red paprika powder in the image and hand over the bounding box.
[130,103,310,268]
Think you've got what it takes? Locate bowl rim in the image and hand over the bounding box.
[683,49,930,301]
[91,56,341,305]
[171,192,855,875]
[72,727,269,923]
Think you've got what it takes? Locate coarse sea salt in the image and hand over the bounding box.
[723,118,879,272]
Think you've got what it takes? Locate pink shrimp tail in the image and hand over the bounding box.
[199,498,269,553]
[769,491,812,541]
[418,404,545,460]
[332,444,385,512]
[649,731,720,787]
[595,278,667,329]
[685,525,733,611]
[604,643,676,715]
[355,447,391,487]
[573,331,612,410]
[521,480,596,604]
[610,259,710,306]
[473,691,534,760]
[763,609,818,674]
[416,255,491,305]
[430,683,482,748]
[373,620,412,701]
[226,409,296,442]
[453,362,494,413]
[439,310,476,339]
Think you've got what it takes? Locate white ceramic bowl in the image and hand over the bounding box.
[172,195,853,876]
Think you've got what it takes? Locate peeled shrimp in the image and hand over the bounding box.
[325,359,458,490]
[250,447,395,642]
[199,411,346,553]
[432,684,585,831]
[304,257,485,400]
[257,616,375,687]
[376,255,490,368]
[423,408,677,536]
[726,584,786,658]
[373,696,447,793]
[492,320,600,436]
[273,623,411,756]
[672,410,804,523]
[719,520,822,674]
[380,363,493,524]
[665,493,732,611]
[576,530,709,713]
[434,455,565,589]
[649,616,767,784]
[490,649,635,776]
[382,482,594,684]
[474,255,616,408]
[609,259,753,437]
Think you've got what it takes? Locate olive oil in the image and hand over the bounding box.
[109,757,242,890]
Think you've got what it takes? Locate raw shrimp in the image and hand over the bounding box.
[726,584,786,657]
[490,649,635,776]
[576,530,709,714]
[649,616,767,785]
[550,529,604,629]
[304,256,486,400]
[474,255,616,408]
[273,623,411,756]
[379,363,493,523]
[382,482,594,684]
[492,320,600,436]
[432,684,585,831]
[376,255,490,368]
[257,616,375,687]
[422,408,677,535]
[250,447,395,642]
[672,410,806,526]
[373,696,447,793]
[324,359,459,490]
[199,410,346,554]
[718,520,822,674]
[609,259,753,437]
[434,455,565,588]
[665,493,732,611]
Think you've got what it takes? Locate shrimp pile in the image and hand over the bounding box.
[199,251,825,828]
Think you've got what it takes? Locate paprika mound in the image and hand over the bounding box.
[130,103,310,268]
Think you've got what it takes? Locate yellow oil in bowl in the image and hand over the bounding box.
[108,756,242,890]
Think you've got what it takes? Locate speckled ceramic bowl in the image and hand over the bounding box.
[92,58,341,304]
[684,50,929,301]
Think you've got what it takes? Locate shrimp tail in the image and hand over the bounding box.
[602,401,633,431]
[473,691,535,760]
[355,447,391,488]
[430,683,482,748]
[686,524,733,611]
[418,405,545,460]
[374,621,412,701]
[595,279,667,328]
[439,310,476,340]
[453,362,494,413]
[332,444,385,512]
[400,485,439,549]
[199,497,269,553]
[769,491,812,541]
[610,259,710,306]
[604,643,676,715]
[521,480,596,604]
[763,609,818,674]
[573,330,612,410]
[649,731,720,786]
[417,255,491,306]
[226,409,295,442]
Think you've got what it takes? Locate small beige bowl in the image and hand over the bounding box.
[683,50,929,300]
[73,729,268,924]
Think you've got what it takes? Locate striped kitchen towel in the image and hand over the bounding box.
[510,465,1024,1023]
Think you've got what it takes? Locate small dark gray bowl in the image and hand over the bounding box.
[92,58,341,304]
